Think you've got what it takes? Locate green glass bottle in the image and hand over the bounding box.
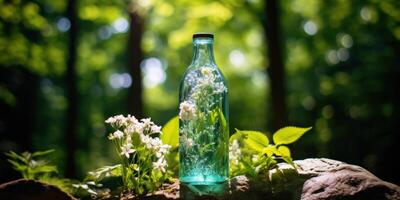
[179,33,229,185]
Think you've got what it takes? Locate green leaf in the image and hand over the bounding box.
[233,129,269,152]
[31,165,58,174]
[161,116,179,147]
[262,146,277,157]
[32,149,55,157]
[7,159,27,172]
[277,145,291,157]
[273,126,312,145]
[5,151,28,164]
[217,108,228,136]
[86,164,122,182]
[241,159,257,177]
[229,129,242,143]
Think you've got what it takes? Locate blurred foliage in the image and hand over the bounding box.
[5,149,57,179]
[4,149,74,194]
[1,0,399,184]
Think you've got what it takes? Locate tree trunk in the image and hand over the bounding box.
[263,0,288,130]
[127,4,144,118]
[65,0,78,178]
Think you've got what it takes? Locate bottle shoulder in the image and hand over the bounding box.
[182,64,227,83]
[179,64,228,101]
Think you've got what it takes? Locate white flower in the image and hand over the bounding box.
[126,114,139,124]
[140,118,157,134]
[187,138,193,148]
[120,144,135,158]
[214,82,227,94]
[197,67,216,88]
[113,130,124,139]
[126,122,144,135]
[105,115,127,127]
[152,157,167,173]
[141,118,152,126]
[229,140,242,165]
[151,125,162,133]
[200,67,213,76]
[198,76,214,86]
[155,144,170,158]
[140,134,152,149]
[252,155,259,163]
[105,116,117,124]
[179,101,197,121]
[140,134,170,157]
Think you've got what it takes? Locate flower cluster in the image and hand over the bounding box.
[179,67,227,122]
[197,67,227,94]
[105,114,170,194]
[229,140,242,165]
[179,101,197,121]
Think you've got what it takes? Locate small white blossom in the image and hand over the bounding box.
[105,115,127,127]
[229,140,242,165]
[120,143,135,158]
[141,118,152,126]
[140,118,157,134]
[126,122,144,135]
[197,67,216,88]
[113,130,124,139]
[214,82,227,94]
[187,138,193,148]
[179,101,197,121]
[155,143,170,158]
[252,155,259,163]
[150,137,161,147]
[200,67,213,76]
[152,157,167,173]
[198,76,214,87]
[140,134,152,149]
[151,125,162,133]
[126,114,139,124]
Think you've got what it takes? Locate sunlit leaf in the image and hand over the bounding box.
[262,146,277,157]
[277,145,291,157]
[86,164,122,182]
[161,116,179,148]
[273,126,312,145]
[232,129,269,152]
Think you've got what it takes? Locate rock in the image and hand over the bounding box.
[0,179,76,200]
[150,158,400,200]
[296,158,400,200]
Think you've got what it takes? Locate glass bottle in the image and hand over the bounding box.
[179,33,229,185]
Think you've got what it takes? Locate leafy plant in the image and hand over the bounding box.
[104,114,172,195]
[229,127,312,177]
[5,149,58,180]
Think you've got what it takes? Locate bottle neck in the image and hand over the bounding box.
[191,37,216,67]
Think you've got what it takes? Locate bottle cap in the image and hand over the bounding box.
[193,32,214,39]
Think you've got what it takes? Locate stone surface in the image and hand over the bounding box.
[296,158,400,200]
[148,158,400,200]
[0,179,76,200]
